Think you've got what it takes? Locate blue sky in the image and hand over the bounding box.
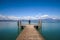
[0,0,60,19]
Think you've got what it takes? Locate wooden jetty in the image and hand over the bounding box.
[16,20,44,40]
[17,19,42,29]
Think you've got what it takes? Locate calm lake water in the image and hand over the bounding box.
[0,22,60,40]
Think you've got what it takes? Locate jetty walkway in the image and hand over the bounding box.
[16,24,44,40]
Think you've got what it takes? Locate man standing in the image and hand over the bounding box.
[29,20,30,24]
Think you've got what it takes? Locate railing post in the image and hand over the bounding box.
[17,20,22,34]
[17,20,19,34]
[20,20,21,26]
[18,20,22,27]
[38,19,42,29]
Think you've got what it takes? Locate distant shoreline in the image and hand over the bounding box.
[0,20,17,22]
[0,20,60,23]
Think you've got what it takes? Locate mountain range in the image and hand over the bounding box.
[0,18,60,23]
[0,14,60,22]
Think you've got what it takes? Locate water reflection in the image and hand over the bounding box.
[0,22,60,40]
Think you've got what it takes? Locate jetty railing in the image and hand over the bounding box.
[17,19,42,29]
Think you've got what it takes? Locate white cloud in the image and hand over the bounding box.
[0,14,20,20]
[40,15,49,19]
[0,15,7,20]
[0,14,59,20]
[41,15,49,18]
[7,16,20,20]
[52,18,56,19]
[20,16,38,20]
